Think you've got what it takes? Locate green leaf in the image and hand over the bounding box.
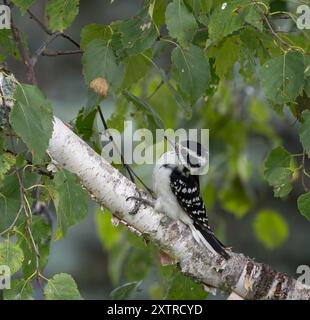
[260,51,305,104]
[253,209,288,249]
[297,192,310,221]
[208,0,263,41]
[12,0,36,13]
[166,269,207,299]
[75,107,97,141]
[219,178,252,218]
[108,242,131,285]
[82,39,125,91]
[95,209,121,251]
[299,111,310,157]
[125,248,152,281]
[185,0,211,16]
[0,175,22,233]
[264,146,293,198]
[208,36,242,78]
[305,77,310,97]
[122,54,150,88]
[0,152,16,181]
[150,0,168,26]
[10,84,53,164]
[44,273,82,300]
[3,279,33,300]
[119,8,157,55]
[80,21,123,55]
[17,216,52,278]
[110,281,142,300]
[46,0,79,32]
[0,240,24,274]
[171,44,210,104]
[80,24,113,50]
[0,30,21,60]
[165,0,198,46]
[107,102,127,133]
[50,170,88,239]
[123,90,164,132]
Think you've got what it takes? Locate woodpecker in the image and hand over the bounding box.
[152,136,230,260]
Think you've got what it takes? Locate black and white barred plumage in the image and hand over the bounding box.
[153,139,229,260]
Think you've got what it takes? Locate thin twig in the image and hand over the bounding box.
[9,134,43,294]
[147,80,164,100]
[32,32,61,66]
[42,49,84,57]
[262,15,290,48]
[27,9,51,35]
[61,33,80,49]
[10,15,37,84]
[27,9,80,49]
[97,106,154,195]
[4,148,54,178]
[97,106,134,183]
[0,205,23,236]
[251,0,290,50]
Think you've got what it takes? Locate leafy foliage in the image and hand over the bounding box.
[164,268,208,299]
[119,7,157,55]
[0,30,21,60]
[12,0,36,14]
[82,39,125,90]
[253,209,288,249]
[49,170,88,239]
[171,45,210,104]
[123,90,164,133]
[264,147,294,198]
[44,273,82,300]
[297,193,310,221]
[46,0,79,32]
[0,152,16,180]
[10,84,54,163]
[166,0,198,46]
[3,279,33,300]
[110,281,142,300]
[208,0,263,41]
[0,240,24,274]
[0,175,21,232]
[260,51,305,104]
[299,111,310,156]
[17,216,52,278]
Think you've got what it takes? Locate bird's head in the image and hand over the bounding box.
[164,136,208,175]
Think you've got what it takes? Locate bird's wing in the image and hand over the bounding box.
[169,169,211,231]
[169,169,229,258]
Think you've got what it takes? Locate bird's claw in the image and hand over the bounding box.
[126,196,154,215]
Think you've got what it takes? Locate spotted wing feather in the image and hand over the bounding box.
[170,169,211,230]
[169,168,229,259]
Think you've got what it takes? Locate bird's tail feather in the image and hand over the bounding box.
[193,223,230,260]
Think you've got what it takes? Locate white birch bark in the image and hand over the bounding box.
[47,117,310,300]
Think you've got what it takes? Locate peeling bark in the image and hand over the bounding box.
[47,117,310,300]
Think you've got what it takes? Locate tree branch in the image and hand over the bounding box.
[47,117,310,300]
[10,16,37,85]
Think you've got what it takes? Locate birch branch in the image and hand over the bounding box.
[47,117,310,300]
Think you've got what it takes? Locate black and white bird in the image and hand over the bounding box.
[152,136,230,260]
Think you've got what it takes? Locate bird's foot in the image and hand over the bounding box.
[126,196,154,215]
